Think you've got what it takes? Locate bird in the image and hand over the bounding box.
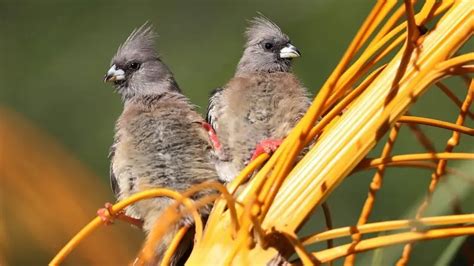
[207,15,311,182]
[100,23,221,265]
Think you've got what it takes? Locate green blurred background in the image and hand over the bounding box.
[1,0,472,265]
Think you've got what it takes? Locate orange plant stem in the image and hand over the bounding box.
[50,188,197,265]
[302,213,474,245]
[313,226,474,263]
[263,0,471,234]
[344,123,401,265]
[398,115,474,135]
[397,79,474,266]
[357,152,474,169]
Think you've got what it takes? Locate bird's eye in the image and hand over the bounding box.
[129,62,140,70]
[264,42,273,50]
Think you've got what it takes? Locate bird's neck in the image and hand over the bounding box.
[123,91,188,109]
[235,59,292,76]
[121,77,181,103]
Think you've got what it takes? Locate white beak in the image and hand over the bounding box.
[280,44,301,59]
[104,65,125,82]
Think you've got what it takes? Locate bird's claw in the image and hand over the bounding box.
[97,202,144,228]
[97,202,116,225]
[250,139,283,161]
[202,122,222,152]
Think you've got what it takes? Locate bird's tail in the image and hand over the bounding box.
[148,224,195,266]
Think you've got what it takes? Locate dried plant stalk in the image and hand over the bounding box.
[314,226,474,263]
[301,214,474,245]
[344,123,401,265]
[397,78,474,266]
[186,1,473,264]
[51,1,473,265]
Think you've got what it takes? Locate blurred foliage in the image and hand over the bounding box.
[0,0,472,265]
[0,108,144,265]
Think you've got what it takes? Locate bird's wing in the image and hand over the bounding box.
[206,87,224,131]
[108,142,120,199]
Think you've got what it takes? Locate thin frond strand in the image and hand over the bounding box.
[398,115,474,135]
[345,123,401,265]
[398,79,473,265]
[357,152,474,169]
[50,188,200,265]
[301,213,474,245]
[313,226,474,263]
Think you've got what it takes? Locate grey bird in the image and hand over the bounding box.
[101,24,220,265]
[207,16,311,182]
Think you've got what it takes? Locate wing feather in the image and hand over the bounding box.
[206,87,224,131]
[108,142,120,198]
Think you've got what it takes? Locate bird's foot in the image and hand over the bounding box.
[202,122,222,152]
[250,139,283,161]
[97,202,116,225]
[97,202,144,228]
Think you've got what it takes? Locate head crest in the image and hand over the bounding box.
[245,14,287,45]
[114,22,158,61]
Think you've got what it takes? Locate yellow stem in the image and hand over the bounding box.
[398,115,474,135]
[301,214,474,245]
[357,152,474,169]
[50,188,197,265]
[312,226,474,263]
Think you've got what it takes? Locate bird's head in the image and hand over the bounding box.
[236,15,300,75]
[104,23,179,100]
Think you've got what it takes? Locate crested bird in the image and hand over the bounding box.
[100,23,220,265]
[207,16,311,182]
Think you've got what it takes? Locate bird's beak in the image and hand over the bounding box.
[280,43,301,59]
[104,65,125,82]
